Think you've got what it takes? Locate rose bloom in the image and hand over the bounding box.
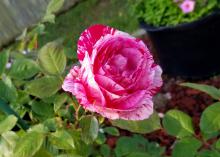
[179,0,195,14]
[62,25,162,120]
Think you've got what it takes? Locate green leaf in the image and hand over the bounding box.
[25,76,62,98]
[197,150,220,157]
[47,0,64,14]
[181,83,220,100]
[111,112,161,134]
[31,101,54,120]
[54,93,68,112]
[127,152,151,157]
[172,137,202,157]
[115,135,164,157]
[74,140,93,157]
[104,127,120,136]
[0,76,17,103]
[49,130,75,150]
[43,118,58,132]
[100,144,111,157]
[30,124,49,134]
[38,41,66,75]
[215,139,220,150]
[33,148,53,157]
[0,50,9,75]
[200,102,220,137]
[79,116,99,144]
[0,115,17,134]
[9,58,40,80]
[56,154,82,157]
[14,131,44,157]
[95,132,106,145]
[0,131,19,157]
[162,109,194,138]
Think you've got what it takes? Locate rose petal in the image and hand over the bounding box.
[77,24,116,61]
[149,65,163,95]
[111,90,146,110]
[80,52,106,106]
[95,74,125,95]
[89,94,153,120]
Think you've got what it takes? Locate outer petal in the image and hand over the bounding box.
[62,66,80,94]
[148,65,163,95]
[77,24,116,61]
[62,66,91,107]
[89,94,153,120]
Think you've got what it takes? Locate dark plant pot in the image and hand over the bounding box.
[141,11,220,78]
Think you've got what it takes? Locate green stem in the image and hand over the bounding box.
[0,99,29,130]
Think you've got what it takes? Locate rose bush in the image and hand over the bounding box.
[62,24,162,120]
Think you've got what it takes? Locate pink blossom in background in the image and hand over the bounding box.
[62,24,163,120]
[180,0,195,14]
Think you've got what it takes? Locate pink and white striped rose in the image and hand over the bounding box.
[62,24,162,120]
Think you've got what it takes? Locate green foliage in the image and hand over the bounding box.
[13,131,45,157]
[38,41,66,75]
[172,137,202,157]
[25,76,62,98]
[200,102,220,138]
[111,112,161,134]
[48,129,75,150]
[197,150,220,157]
[104,127,120,136]
[115,135,165,157]
[163,109,194,138]
[0,115,17,134]
[0,76,18,103]
[79,116,99,144]
[9,58,40,80]
[181,82,220,100]
[133,0,219,26]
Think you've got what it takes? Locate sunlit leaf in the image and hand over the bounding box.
[0,115,17,134]
[14,131,45,157]
[38,41,66,75]
[163,109,194,138]
[200,102,220,138]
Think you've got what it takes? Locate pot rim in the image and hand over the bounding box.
[141,10,220,32]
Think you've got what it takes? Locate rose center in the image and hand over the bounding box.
[104,54,128,74]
